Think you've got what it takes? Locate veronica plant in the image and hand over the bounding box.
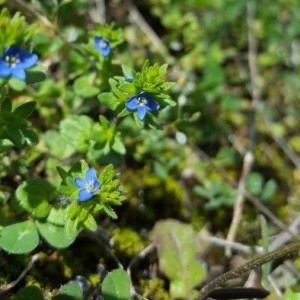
[74,167,101,202]
[0,45,38,81]
[125,91,160,120]
[94,36,111,56]
[57,160,125,239]
[99,61,176,128]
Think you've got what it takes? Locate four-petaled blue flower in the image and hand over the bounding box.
[125,91,160,120]
[94,36,111,56]
[74,167,100,202]
[0,45,38,81]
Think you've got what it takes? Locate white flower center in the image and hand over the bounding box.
[99,40,108,48]
[137,97,148,106]
[5,55,20,68]
[85,180,95,192]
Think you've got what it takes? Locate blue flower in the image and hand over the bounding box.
[74,168,100,202]
[0,45,38,81]
[94,36,111,56]
[125,91,160,120]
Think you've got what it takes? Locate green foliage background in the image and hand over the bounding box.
[0,0,300,299]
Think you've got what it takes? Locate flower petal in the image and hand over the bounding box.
[74,178,86,188]
[0,60,11,77]
[147,98,160,111]
[19,52,38,68]
[92,180,100,192]
[11,67,26,81]
[78,189,93,202]
[125,95,140,110]
[139,92,160,111]
[94,36,111,56]
[137,105,147,120]
[85,167,98,182]
[4,45,19,56]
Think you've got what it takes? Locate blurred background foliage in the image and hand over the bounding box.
[1,0,300,299]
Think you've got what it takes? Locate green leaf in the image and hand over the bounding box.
[101,203,117,219]
[60,115,94,152]
[65,203,83,240]
[14,101,36,118]
[261,179,277,201]
[36,221,76,249]
[284,288,300,300]
[246,173,264,196]
[26,70,46,84]
[8,77,26,91]
[82,214,97,231]
[47,207,66,226]
[43,130,75,159]
[98,92,118,110]
[14,285,44,300]
[16,179,54,218]
[102,269,130,300]
[52,281,83,300]
[74,73,100,97]
[0,220,39,254]
[153,219,206,299]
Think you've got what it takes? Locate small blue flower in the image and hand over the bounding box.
[93,36,111,56]
[0,45,38,81]
[74,168,100,202]
[125,91,160,120]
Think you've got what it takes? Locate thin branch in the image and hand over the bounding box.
[193,145,291,233]
[0,253,39,294]
[225,0,259,256]
[126,243,155,300]
[127,2,173,64]
[197,238,300,300]
[198,235,262,254]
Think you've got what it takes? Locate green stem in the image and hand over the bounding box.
[197,238,300,300]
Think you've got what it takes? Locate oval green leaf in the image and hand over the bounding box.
[102,269,130,300]
[0,220,39,254]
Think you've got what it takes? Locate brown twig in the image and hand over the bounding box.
[0,253,39,294]
[127,1,174,64]
[225,0,260,256]
[197,238,300,300]
[193,145,290,233]
[126,243,155,300]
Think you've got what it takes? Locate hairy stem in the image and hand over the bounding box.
[197,238,300,300]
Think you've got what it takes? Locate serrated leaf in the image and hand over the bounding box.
[0,220,39,254]
[102,269,130,300]
[101,203,117,219]
[83,214,97,231]
[153,219,206,299]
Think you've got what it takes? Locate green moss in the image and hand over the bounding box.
[140,278,169,300]
[112,227,144,257]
